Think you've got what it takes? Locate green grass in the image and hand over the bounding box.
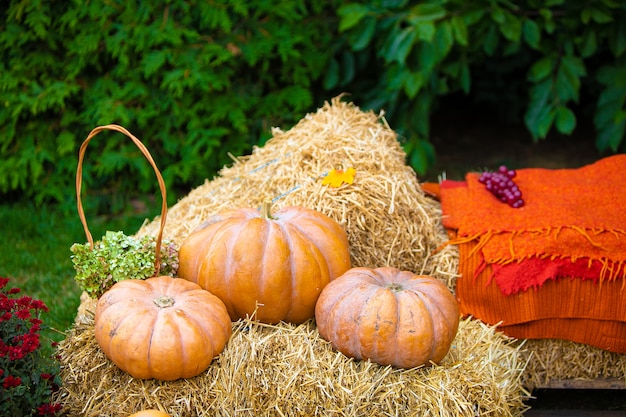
[0,199,159,343]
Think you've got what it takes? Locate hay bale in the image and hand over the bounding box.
[58,98,533,415]
[519,339,626,389]
[55,315,530,416]
[135,96,458,290]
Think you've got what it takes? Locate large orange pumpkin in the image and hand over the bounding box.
[314,267,460,369]
[94,276,232,381]
[178,203,351,324]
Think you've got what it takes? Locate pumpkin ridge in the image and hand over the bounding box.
[185,301,225,357]
[283,212,350,279]
[222,220,250,319]
[281,222,329,322]
[196,219,236,284]
[171,308,196,376]
[416,288,458,359]
[396,289,435,361]
[422,287,457,357]
[186,308,225,355]
[258,218,281,318]
[370,286,400,362]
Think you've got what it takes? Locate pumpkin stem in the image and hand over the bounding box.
[260,201,274,220]
[153,295,175,308]
[387,283,403,292]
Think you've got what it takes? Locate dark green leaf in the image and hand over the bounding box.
[528,56,554,82]
[595,117,625,151]
[463,9,486,26]
[535,106,556,139]
[499,12,522,42]
[491,7,505,24]
[557,55,586,102]
[408,3,447,23]
[525,79,555,140]
[522,19,541,49]
[384,26,417,64]
[578,30,597,58]
[418,42,437,73]
[404,71,424,99]
[338,4,370,32]
[451,15,468,46]
[350,16,377,51]
[608,19,626,57]
[555,106,577,134]
[142,50,169,78]
[591,7,613,24]
[483,24,499,56]
[414,21,436,42]
[580,8,592,25]
[433,21,454,62]
[408,138,436,175]
[597,63,626,87]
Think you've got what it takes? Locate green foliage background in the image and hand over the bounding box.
[0,0,338,208]
[1,0,625,208]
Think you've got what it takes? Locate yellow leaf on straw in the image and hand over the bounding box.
[322,168,356,187]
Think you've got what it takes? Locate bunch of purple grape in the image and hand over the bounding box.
[478,165,524,208]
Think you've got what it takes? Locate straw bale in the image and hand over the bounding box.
[518,339,626,389]
[55,314,530,417]
[66,97,624,411]
[135,96,459,290]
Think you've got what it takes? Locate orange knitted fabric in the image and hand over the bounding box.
[454,237,626,353]
[429,154,626,352]
[440,154,626,295]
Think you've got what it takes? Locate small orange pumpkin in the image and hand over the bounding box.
[178,203,351,324]
[315,266,460,369]
[95,276,232,381]
[128,410,171,417]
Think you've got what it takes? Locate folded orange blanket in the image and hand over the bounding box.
[454,237,626,353]
[440,154,626,295]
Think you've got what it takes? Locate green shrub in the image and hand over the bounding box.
[0,0,338,207]
[327,0,626,174]
[3,1,626,204]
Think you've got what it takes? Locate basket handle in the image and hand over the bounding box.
[75,124,168,276]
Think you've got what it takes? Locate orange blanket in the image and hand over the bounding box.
[432,154,626,353]
[440,154,626,295]
[455,237,626,353]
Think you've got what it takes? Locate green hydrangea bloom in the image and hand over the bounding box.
[70,231,178,299]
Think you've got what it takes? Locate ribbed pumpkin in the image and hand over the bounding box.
[314,267,460,369]
[177,203,351,324]
[94,276,232,381]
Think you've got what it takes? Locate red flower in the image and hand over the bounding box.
[3,374,23,388]
[37,403,62,415]
[15,309,31,320]
[17,295,33,307]
[31,299,49,312]
[1,277,60,415]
